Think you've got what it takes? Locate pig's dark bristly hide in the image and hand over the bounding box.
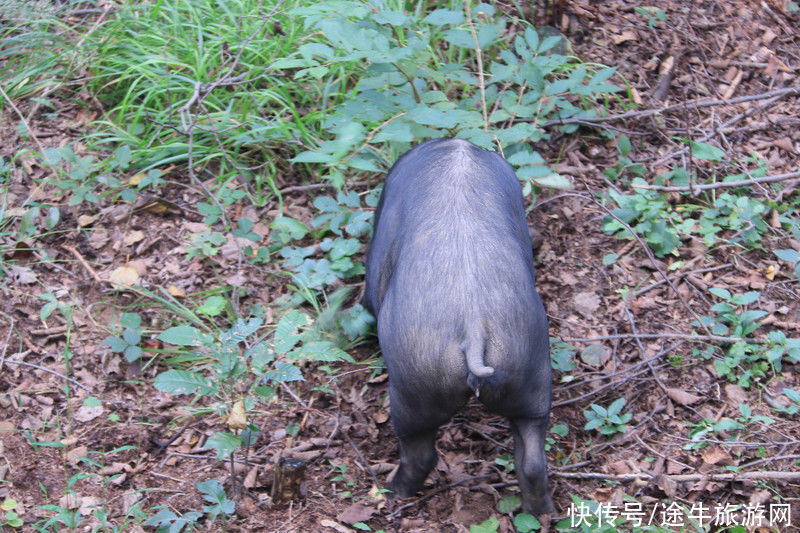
[364,138,554,515]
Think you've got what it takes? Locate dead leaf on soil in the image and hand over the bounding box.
[74,403,104,422]
[774,137,796,154]
[666,387,702,406]
[244,466,259,488]
[573,291,601,317]
[78,496,105,516]
[724,384,748,405]
[66,445,88,466]
[77,214,96,227]
[124,230,145,246]
[59,492,80,510]
[319,519,353,532]
[108,266,139,286]
[336,501,377,525]
[701,446,732,467]
[227,400,248,430]
[610,29,638,44]
[654,473,677,499]
[666,460,684,475]
[10,265,37,285]
[580,344,609,367]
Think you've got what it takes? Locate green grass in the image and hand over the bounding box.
[85,0,334,204]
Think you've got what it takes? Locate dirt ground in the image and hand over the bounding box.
[1,0,800,531]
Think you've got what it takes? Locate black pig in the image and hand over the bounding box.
[364,138,553,515]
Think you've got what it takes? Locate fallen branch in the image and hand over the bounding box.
[1,357,93,393]
[559,332,750,344]
[534,85,800,128]
[632,170,800,192]
[552,470,800,482]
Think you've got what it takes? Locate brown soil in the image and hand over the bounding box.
[1,0,799,532]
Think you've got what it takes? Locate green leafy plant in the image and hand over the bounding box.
[35,503,82,531]
[86,0,322,200]
[701,289,765,337]
[584,397,632,436]
[602,183,683,257]
[330,463,357,499]
[1,498,24,528]
[145,507,203,532]
[697,193,769,248]
[634,6,667,28]
[691,289,797,387]
[154,311,354,460]
[196,480,235,520]
[102,312,144,362]
[279,0,620,189]
[775,248,800,280]
[775,388,800,416]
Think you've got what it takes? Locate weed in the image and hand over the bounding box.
[1,498,24,528]
[583,398,632,436]
[280,0,618,189]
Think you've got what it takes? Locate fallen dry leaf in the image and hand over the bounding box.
[66,445,89,466]
[666,387,702,406]
[108,266,139,286]
[167,284,185,297]
[336,501,377,525]
[78,214,96,226]
[227,400,248,430]
[124,230,145,246]
[74,403,104,422]
[573,291,601,317]
[701,446,732,466]
[320,519,353,532]
[610,29,637,44]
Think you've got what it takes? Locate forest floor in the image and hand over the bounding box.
[1,0,800,531]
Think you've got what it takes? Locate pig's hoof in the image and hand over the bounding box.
[523,495,554,515]
[385,479,418,499]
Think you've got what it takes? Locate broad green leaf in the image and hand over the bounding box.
[584,418,605,431]
[708,287,731,300]
[291,150,336,163]
[617,134,631,156]
[153,370,216,395]
[274,310,311,355]
[531,173,573,189]
[607,397,626,415]
[271,217,309,243]
[689,141,725,161]
[423,9,464,26]
[197,295,227,316]
[264,361,304,383]
[289,340,355,362]
[102,337,128,352]
[158,325,202,346]
[514,513,541,532]
[120,312,141,329]
[775,249,800,262]
[204,432,241,461]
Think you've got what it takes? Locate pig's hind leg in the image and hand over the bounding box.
[509,414,554,515]
[386,383,463,498]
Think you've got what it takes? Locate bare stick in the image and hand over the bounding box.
[533,85,800,128]
[632,170,800,192]
[553,470,800,482]
[464,0,489,131]
[634,264,733,297]
[1,357,92,392]
[559,332,750,344]
[625,308,668,394]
